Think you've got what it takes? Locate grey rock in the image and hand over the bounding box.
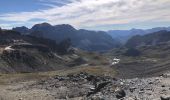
[115,88,126,99]
[161,95,170,100]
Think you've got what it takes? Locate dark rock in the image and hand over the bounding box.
[86,75,96,81]
[161,95,170,100]
[129,87,136,93]
[87,81,110,97]
[140,88,144,91]
[54,76,67,81]
[149,82,153,84]
[115,88,126,99]
[162,85,165,87]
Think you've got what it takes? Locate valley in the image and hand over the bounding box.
[1,0,170,99]
[0,24,170,100]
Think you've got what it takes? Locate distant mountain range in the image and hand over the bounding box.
[107,27,170,44]
[13,23,120,52]
[10,24,170,51]
[125,30,170,48]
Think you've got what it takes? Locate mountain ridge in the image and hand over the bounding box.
[107,27,170,44]
[125,30,170,48]
[12,23,120,52]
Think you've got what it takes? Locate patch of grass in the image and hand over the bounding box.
[0,65,116,85]
[57,66,116,77]
[77,51,110,66]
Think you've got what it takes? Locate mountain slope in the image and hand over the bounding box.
[0,29,110,73]
[125,30,170,48]
[13,23,120,52]
[107,30,170,78]
[108,27,170,44]
[12,26,30,35]
[107,41,170,78]
[75,29,120,51]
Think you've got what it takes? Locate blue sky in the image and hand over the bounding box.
[0,0,170,30]
[0,0,46,13]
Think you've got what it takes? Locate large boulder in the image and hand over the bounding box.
[115,88,126,99]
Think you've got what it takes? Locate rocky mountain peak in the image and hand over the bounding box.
[31,22,52,30]
[54,24,76,31]
[12,26,29,34]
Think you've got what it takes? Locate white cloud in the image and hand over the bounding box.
[0,0,170,29]
[0,24,12,29]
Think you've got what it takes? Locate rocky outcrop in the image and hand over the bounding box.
[26,72,170,100]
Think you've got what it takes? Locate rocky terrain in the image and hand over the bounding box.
[0,72,169,100]
[32,72,170,100]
